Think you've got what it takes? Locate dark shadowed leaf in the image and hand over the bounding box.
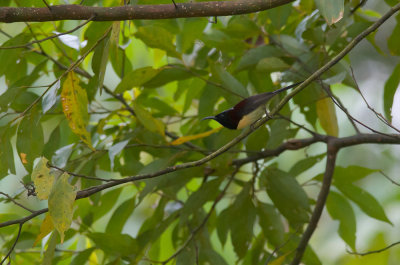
[257,202,285,246]
[16,107,44,171]
[262,168,310,226]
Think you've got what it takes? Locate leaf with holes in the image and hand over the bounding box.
[31,157,54,200]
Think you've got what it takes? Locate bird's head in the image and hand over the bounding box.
[202,109,238,129]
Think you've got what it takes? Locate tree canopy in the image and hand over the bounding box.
[1,0,400,264]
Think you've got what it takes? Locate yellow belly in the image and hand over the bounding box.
[236,106,265,129]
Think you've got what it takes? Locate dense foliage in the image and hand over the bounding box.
[1,0,400,264]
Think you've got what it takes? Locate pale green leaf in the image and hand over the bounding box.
[326,191,356,250]
[315,0,344,25]
[133,101,165,136]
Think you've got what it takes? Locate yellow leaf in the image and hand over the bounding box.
[33,214,54,246]
[61,72,93,149]
[170,127,222,145]
[48,173,77,243]
[20,153,27,164]
[133,101,165,136]
[317,97,339,137]
[31,157,54,200]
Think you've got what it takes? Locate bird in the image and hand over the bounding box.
[202,82,302,129]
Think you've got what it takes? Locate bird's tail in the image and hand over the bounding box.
[271,81,303,95]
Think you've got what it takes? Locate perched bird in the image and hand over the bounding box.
[202,82,302,129]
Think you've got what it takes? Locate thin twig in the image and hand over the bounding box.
[379,170,400,186]
[41,0,51,10]
[48,163,119,182]
[351,0,368,14]
[10,26,112,123]
[0,16,94,50]
[290,142,338,265]
[347,240,400,256]
[0,192,34,213]
[0,223,23,265]
[350,67,400,133]
[161,168,238,264]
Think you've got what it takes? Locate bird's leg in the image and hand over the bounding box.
[264,107,273,120]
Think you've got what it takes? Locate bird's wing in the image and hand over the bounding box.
[233,92,274,116]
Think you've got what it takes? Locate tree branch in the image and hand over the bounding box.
[0,0,294,23]
[290,142,338,265]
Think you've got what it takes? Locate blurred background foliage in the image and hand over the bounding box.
[1,0,400,264]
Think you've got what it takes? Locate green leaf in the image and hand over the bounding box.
[230,184,256,259]
[383,63,400,121]
[211,64,248,98]
[93,188,122,222]
[336,183,392,224]
[257,202,285,247]
[315,0,344,25]
[177,18,208,54]
[289,154,325,176]
[134,25,181,58]
[31,157,55,200]
[70,247,96,265]
[133,101,165,136]
[61,72,92,149]
[267,4,292,29]
[42,231,58,265]
[115,66,161,93]
[256,57,290,73]
[333,165,378,184]
[180,178,223,222]
[0,33,31,77]
[105,197,136,234]
[91,26,111,94]
[42,80,61,114]
[267,119,298,149]
[0,126,15,178]
[326,191,356,250]
[262,168,310,226]
[142,66,196,88]
[48,173,77,243]
[245,125,269,151]
[316,97,339,136]
[388,16,400,55]
[16,107,44,171]
[236,45,282,72]
[88,232,138,257]
[223,16,260,39]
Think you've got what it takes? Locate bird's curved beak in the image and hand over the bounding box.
[201,116,215,121]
